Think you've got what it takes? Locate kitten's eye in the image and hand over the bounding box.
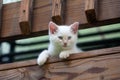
[68,36,71,40]
[58,36,63,40]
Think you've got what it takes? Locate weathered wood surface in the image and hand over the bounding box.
[0,66,45,80]
[19,0,34,35]
[46,53,120,80]
[85,0,97,23]
[52,0,64,25]
[0,0,120,41]
[0,47,120,80]
[0,0,3,37]
[0,46,120,71]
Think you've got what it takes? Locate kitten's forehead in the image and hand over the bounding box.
[57,25,71,34]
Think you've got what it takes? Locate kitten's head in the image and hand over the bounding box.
[49,21,79,49]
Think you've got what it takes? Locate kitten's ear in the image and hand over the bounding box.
[70,22,79,34]
[49,21,58,34]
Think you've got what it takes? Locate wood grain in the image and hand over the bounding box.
[0,0,120,40]
[0,49,120,80]
[52,0,64,24]
[45,53,120,80]
[1,2,21,38]
[0,0,3,37]
[48,46,120,64]
[0,66,45,80]
[19,0,34,35]
[0,46,119,71]
[85,0,97,23]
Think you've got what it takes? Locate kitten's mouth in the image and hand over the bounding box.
[63,45,69,49]
[63,43,67,47]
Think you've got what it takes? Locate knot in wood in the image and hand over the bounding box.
[23,10,26,13]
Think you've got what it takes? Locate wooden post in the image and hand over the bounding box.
[0,0,3,37]
[85,0,97,23]
[19,0,34,35]
[52,0,64,25]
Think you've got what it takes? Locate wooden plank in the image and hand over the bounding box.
[0,66,45,80]
[51,0,64,25]
[49,46,120,63]
[0,59,36,71]
[0,46,120,71]
[19,0,34,35]
[1,2,21,39]
[85,0,97,23]
[46,53,120,80]
[0,0,3,37]
[0,51,120,80]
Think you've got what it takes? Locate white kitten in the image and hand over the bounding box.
[37,21,82,66]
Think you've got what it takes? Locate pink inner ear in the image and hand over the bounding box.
[71,22,79,34]
[49,22,58,34]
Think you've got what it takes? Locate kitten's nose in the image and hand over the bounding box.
[64,43,67,47]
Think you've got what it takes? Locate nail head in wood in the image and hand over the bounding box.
[19,0,34,35]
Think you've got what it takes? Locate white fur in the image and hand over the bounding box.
[37,21,82,66]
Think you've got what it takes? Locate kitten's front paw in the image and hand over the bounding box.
[37,50,49,66]
[59,51,70,59]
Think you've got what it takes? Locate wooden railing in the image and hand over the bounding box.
[0,0,120,41]
[0,0,120,80]
[0,46,120,80]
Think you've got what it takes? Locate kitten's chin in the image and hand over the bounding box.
[62,46,71,50]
